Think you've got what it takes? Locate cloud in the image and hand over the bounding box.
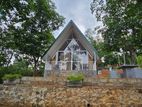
[52,0,100,38]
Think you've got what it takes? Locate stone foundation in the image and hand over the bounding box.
[0,78,142,107]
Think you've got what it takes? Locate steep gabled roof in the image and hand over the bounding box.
[42,20,99,61]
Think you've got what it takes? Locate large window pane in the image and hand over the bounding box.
[72,51,80,62]
[58,52,64,61]
[66,61,71,70]
[79,51,88,64]
[72,61,81,70]
[65,39,80,51]
[64,51,71,61]
[56,38,89,71]
[58,61,66,70]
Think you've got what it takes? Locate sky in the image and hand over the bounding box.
[52,0,101,38]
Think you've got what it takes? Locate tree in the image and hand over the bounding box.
[0,0,64,75]
[85,28,120,67]
[84,28,95,45]
[0,52,6,66]
[91,0,142,64]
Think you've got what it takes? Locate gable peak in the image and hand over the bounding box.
[69,20,76,26]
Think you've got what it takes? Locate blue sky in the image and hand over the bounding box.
[52,0,100,38]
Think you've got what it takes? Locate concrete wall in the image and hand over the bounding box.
[125,68,142,78]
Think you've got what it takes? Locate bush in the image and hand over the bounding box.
[0,66,11,83]
[2,74,22,81]
[0,65,33,84]
[137,55,142,68]
[10,60,33,76]
[0,60,35,83]
[67,73,84,82]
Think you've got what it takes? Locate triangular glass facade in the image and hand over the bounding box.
[57,38,88,70]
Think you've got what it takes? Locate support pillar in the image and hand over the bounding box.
[44,60,52,78]
[93,54,97,76]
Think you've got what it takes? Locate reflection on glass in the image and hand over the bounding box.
[58,52,64,61]
[66,61,71,70]
[65,39,80,51]
[79,51,88,64]
[57,38,89,70]
[72,61,81,70]
[64,51,71,61]
[58,61,66,70]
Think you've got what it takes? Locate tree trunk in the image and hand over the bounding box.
[129,49,136,65]
[33,57,39,76]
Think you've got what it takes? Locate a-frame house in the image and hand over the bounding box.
[42,20,99,77]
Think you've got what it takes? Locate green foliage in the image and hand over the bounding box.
[84,27,122,67]
[2,74,22,81]
[38,62,45,76]
[0,53,7,66]
[136,55,142,68]
[0,60,33,83]
[67,73,84,82]
[0,0,64,73]
[0,67,11,83]
[10,60,33,76]
[91,0,142,64]
[104,53,118,66]
[84,28,95,45]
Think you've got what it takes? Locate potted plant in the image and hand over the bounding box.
[66,72,84,87]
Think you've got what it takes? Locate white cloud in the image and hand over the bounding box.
[52,0,101,38]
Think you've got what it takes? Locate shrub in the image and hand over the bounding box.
[0,60,34,83]
[10,60,33,76]
[67,73,84,82]
[0,66,11,83]
[137,55,142,68]
[2,74,22,81]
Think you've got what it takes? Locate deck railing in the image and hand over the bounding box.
[45,61,95,71]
